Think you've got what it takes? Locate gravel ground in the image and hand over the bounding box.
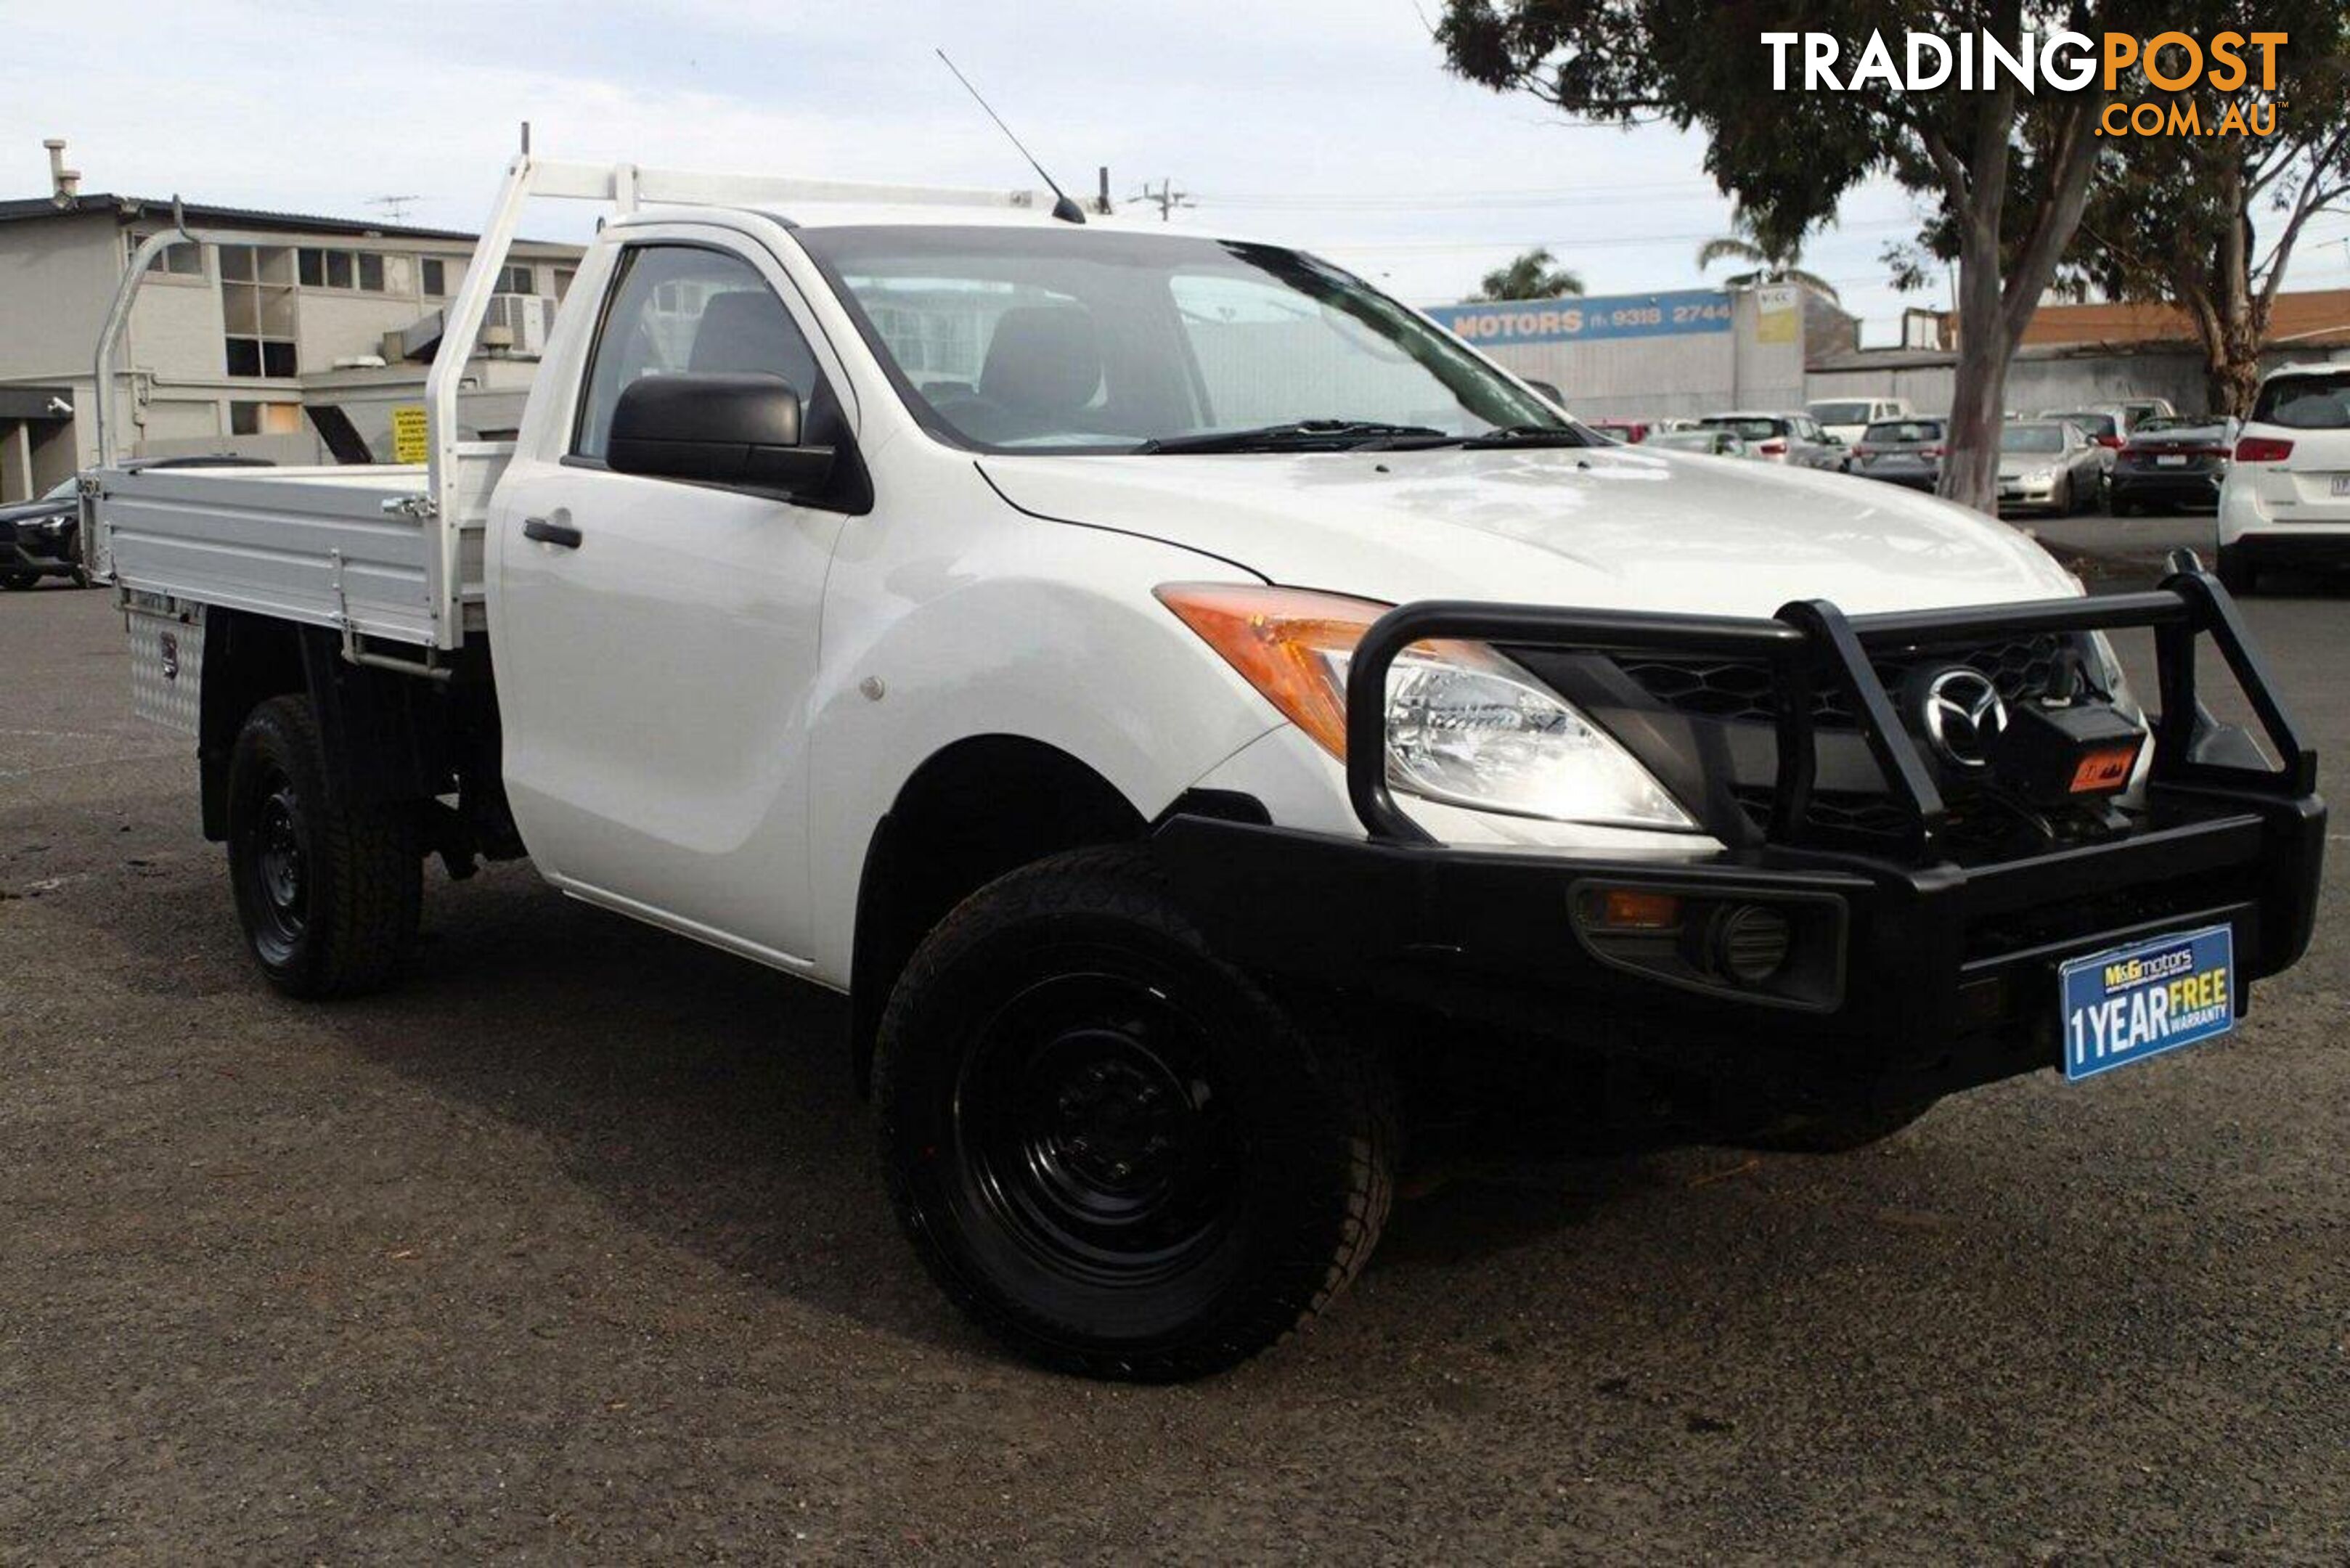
[3,537,2345,1562]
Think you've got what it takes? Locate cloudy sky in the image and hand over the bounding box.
[17,0,2350,339]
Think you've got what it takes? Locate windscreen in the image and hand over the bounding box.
[1810,401,1875,425]
[1863,420,1943,444]
[2252,372,2350,430]
[2001,425,2066,454]
[795,226,1558,453]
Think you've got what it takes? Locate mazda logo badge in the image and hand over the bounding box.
[1922,669,2007,769]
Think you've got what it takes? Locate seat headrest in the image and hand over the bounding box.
[689,292,807,382]
[978,306,1103,418]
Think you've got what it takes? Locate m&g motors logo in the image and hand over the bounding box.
[1761,28,2288,136]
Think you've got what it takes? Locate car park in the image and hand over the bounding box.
[1642,428,1747,457]
[1996,420,2106,515]
[80,155,2325,1381]
[2218,364,2350,593]
[1697,409,1846,469]
[1808,396,1914,447]
[2109,418,2231,516]
[1848,415,1946,492]
[0,478,85,590]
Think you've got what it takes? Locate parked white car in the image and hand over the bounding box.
[2218,364,2350,593]
[81,155,2325,1381]
[1808,396,1914,448]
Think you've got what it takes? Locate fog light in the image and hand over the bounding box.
[1600,888,1682,930]
[1710,904,1791,984]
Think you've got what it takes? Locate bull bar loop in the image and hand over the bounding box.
[1343,566,2315,851]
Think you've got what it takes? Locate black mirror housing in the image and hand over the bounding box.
[606,372,836,493]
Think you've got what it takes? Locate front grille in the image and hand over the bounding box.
[1615,634,2068,729]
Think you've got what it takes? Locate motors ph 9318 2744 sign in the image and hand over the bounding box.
[1427,290,1734,346]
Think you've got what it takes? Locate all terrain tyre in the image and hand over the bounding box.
[226,694,421,998]
[875,846,1396,1381]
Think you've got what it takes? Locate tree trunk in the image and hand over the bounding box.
[1938,213,2010,515]
[2208,164,2262,418]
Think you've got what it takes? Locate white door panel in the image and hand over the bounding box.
[490,229,851,964]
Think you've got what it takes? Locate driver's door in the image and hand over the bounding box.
[489,231,852,970]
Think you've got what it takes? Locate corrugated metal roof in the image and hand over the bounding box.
[0,193,574,250]
[2013,290,2350,351]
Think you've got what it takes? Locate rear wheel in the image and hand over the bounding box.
[227,694,421,997]
[876,847,1395,1381]
[1,571,39,592]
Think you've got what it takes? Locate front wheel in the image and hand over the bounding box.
[227,694,421,997]
[875,847,1396,1381]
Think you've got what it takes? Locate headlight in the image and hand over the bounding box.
[1156,584,1696,830]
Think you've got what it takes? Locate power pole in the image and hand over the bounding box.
[1132,178,1194,221]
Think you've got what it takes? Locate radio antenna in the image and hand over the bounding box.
[935,49,1087,224]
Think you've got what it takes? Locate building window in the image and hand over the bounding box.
[295,245,399,294]
[421,258,448,296]
[553,267,576,301]
[128,232,203,277]
[229,401,303,436]
[220,244,298,377]
[497,263,536,295]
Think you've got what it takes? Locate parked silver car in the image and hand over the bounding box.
[1644,428,1750,457]
[1998,421,2106,515]
[1697,410,1847,470]
[1850,416,1946,492]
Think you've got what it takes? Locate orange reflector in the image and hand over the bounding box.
[1601,889,1682,929]
[2069,742,2142,795]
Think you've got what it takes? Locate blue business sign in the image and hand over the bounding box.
[1427,290,1734,346]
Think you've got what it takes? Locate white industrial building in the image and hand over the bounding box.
[0,139,581,502]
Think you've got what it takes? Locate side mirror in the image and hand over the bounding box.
[1525,378,1565,407]
[606,373,835,494]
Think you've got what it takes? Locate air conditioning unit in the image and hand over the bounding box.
[481,293,556,358]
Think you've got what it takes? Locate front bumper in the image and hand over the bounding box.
[1,518,79,575]
[1153,570,2324,1112]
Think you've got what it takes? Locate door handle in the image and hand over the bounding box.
[523,516,582,549]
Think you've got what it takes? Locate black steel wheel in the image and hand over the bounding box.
[876,847,1394,1381]
[226,695,421,997]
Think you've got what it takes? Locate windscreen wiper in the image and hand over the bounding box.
[1352,422,1599,452]
[1135,420,1448,454]
[1454,424,1596,449]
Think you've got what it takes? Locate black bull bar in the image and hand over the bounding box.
[1150,564,2323,1100]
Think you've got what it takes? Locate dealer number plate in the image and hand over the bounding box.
[2060,926,2233,1082]
[2156,454,2188,466]
[2331,475,2350,496]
